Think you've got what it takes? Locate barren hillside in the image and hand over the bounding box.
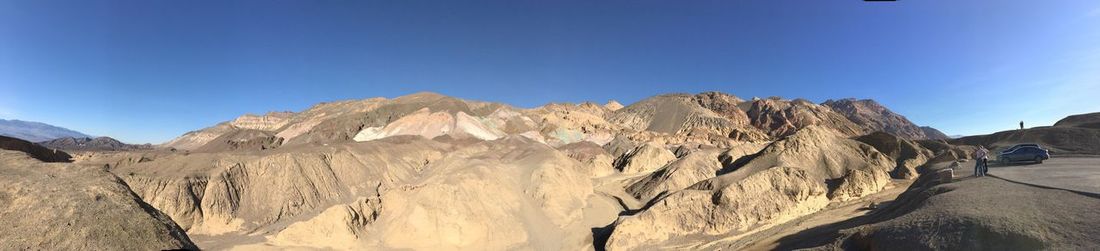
[2,91,1073,250]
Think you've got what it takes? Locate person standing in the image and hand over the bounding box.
[973,146,989,177]
[980,146,990,175]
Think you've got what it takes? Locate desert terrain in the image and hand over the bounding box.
[2,92,1099,250]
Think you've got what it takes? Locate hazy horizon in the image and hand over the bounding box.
[3,1,1099,144]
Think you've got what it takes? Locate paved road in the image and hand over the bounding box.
[960,157,1100,194]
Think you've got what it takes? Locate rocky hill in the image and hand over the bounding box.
[0,119,90,142]
[0,149,196,250]
[608,93,767,142]
[747,97,867,138]
[38,136,152,151]
[920,126,950,139]
[1054,112,1100,129]
[0,135,72,162]
[822,98,942,140]
[953,112,1100,154]
[6,91,988,250]
[604,126,901,250]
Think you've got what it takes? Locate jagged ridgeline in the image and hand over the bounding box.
[0,91,995,250]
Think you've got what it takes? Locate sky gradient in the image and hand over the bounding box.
[2,0,1099,144]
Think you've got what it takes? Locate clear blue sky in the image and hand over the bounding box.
[2,1,1099,144]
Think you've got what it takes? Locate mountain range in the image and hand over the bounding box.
[3,91,1097,250]
[0,119,90,142]
[162,92,948,152]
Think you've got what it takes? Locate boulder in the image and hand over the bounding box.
[613,143,677,174]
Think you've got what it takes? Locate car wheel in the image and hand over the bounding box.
[1034,156,1043,164]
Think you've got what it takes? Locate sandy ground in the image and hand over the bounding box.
[983,157,1100,194]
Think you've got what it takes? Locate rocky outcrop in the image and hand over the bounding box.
[288,92,509,145]
[119,137,449,235]
[271,196,382,249]
[527,102,618,146]
[162,123,238,150]
[623,142,768,205]
[692,91,749,124]
[557,141,617,177]
[352,108,506,142]
[855,132,935,179]
[746,98,866,138]
[194,129,283,152]
[604,126,895,250]
[605,100,625,111]
[0,150,196,250]
[828,168,891,201]
[228,111,294,131]
[613,143,676,174]
[823,98,930,139]
[609,94,765,140]
[0,135,71,162]
[164,93,530,149]
[119,136,611,250]
[608,166,830,250]
[625,148,726,203]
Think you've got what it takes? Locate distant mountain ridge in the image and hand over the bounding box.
[822,98,939,140]
[0,118,91,142]
[163,92,951,151]
[38,136,152,151]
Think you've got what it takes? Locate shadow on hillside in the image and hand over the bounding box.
[591,224,613,251]
[770,212,872,250]
[771,162,959,249]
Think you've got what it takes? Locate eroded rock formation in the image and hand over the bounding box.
[0,150,196,250]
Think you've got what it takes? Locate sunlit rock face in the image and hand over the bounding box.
[35,91,967,250]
